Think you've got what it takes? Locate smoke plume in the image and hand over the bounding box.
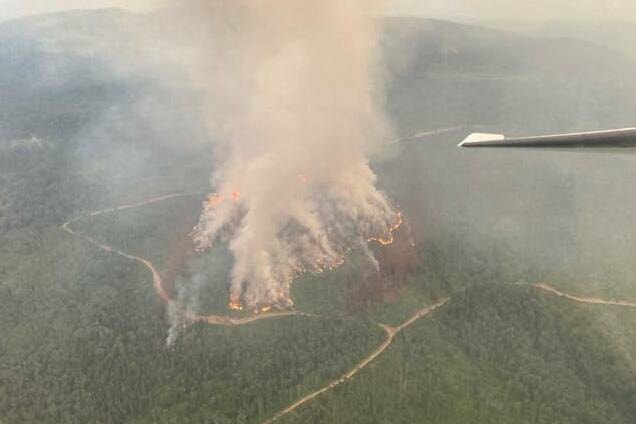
[170,1,399,310]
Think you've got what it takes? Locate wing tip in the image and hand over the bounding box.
[459,133,505,148]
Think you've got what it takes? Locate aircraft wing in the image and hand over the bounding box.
[458,128,636,152]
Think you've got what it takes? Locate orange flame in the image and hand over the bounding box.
[368,213,403,246]
[203,189,403,314]
[202,188,241,211]
[228,295,243,311]
[204,194,223,210]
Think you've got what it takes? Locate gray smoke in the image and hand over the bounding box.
[169,1,400,310]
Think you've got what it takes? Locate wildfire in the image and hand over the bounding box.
[201,189,241,211]
[196,187,405,314]
[228,293,288,313]
[368,213,403,246]
[314,256,346,273]
[228,295,243,311]
[204,194,223,211]
[221,211,403,313]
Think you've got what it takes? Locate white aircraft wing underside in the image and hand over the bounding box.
[459,128,636,152]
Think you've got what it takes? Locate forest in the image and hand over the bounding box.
[4,191,636,423]
[282,284,636,424]
[3,9,636,424]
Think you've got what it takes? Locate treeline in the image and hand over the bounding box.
[282,283,636,424]
[292,227,539,323]
[0,141,91,233]
[0,223,385,423]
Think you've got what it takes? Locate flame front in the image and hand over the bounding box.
[172,0,396,314]
[228,295,243,311]
[368,213,403,246]
[192,184,404,313]
[204,194,223,210]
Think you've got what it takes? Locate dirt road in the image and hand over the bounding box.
[62,193,304,326]
[534,283,636,308]
[263,282,636,423]
[262,298,450,424]
[65,194,636,423]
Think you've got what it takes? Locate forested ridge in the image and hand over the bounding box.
[281,284,636,424]
[1,221,386,423]
[5,193,636,424]
[4,10,636,424]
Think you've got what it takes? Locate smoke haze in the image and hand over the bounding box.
[158,1,400,309]
[7,0,636,324]
[389,0,636,22]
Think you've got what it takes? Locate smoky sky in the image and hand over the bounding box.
[389,0,636,22]
[4,0,636,23]
[181,0,399,309]
[0,0,156,22]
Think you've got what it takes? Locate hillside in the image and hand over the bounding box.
[2,10,636,424]
[383,18,636,136]
[280,284,636,424]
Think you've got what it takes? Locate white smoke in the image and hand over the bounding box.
[171,1,400,310]
[166,272,207,347]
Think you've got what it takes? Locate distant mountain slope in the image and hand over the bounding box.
[1,12,633,141]
[378,18,636,298]
[2,10,636,288]
[0,10,210,232]
[0,9,141,141]
[2,11,634,230]
[281,284,636,424]
[383,17,636,135]
[2,12,633,139]
[2,11,636,424]
[483,19,636,60]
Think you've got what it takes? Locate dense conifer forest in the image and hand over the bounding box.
[3,10,636,424]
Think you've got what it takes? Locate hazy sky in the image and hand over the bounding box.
[1,0,635,23]
[389,0,636,22]
[0,0,155,22]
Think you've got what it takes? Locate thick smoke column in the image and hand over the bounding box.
[182,0,400,310]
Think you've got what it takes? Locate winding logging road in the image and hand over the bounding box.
[61,193,636,424]
[533,283,636,308]
[62,193,305,326]
[264,284,636,423]
[61,193,454,422]
[263,298,450,424]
